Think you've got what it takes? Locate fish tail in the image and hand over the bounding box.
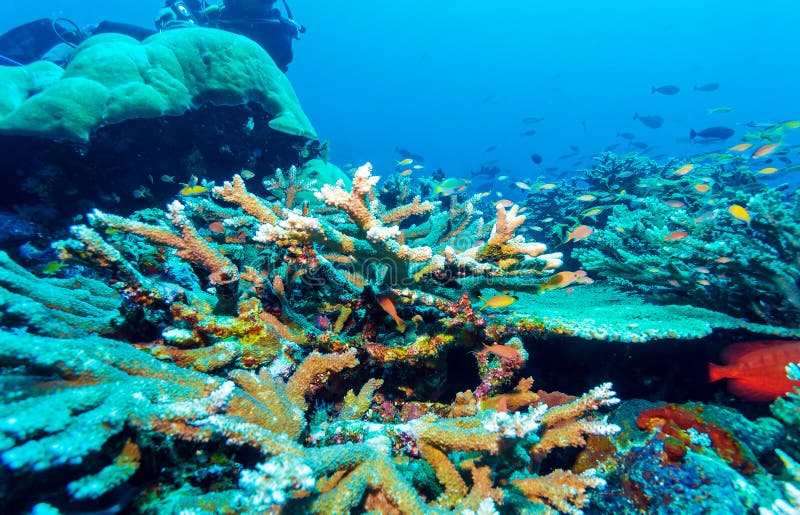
[690,129,697,139]
[707,362,728,383]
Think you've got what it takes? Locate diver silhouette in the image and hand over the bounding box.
[0,0,303,71]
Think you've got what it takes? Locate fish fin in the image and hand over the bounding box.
[720,341,775,364]
[707,362,729,383]
[726,379,778,402]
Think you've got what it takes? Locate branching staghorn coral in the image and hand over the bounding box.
[253,162,562,295]
[0,324,620,513]
[26,163,627,512]
[0,251,121,337]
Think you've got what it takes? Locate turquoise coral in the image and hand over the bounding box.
[0,28,316,142]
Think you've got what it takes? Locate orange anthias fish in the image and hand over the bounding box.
[566,224,594,243]
[708,340,800,401]
[377,295,406,333]
[664,231,689,241]
[538,271,582,292]
[752,143,779,159]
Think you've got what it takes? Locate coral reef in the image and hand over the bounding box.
[575,399,789,514]
[0,162,627,513]
[525,152,800,327]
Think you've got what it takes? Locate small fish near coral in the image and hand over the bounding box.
[708,340,800,401]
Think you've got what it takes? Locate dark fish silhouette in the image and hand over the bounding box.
[520,129,537,136]
[617,132,636,140]
[631,141,649,149]
[522,117,544,124]
[652,85,680,95]
[690,126,735,140]
[569,145,580,153]
[694,83,720,92]
[485,145,497,153]
[530,153,543,164]
[394,147,425,162]
[471,170,494,178]
[633,113,664,129]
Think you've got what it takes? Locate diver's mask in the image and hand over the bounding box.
[155,1,198,31]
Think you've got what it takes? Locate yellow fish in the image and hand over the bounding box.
[728,204,751,224]
[582,207,603,218]
[575,194,597,201]
[537,183,557,190]
[729,143,753,152]
[673,164,694,176]
[41,261,67,275]
[396,158,413,166]
[479,294,518,310]
[694,183,711,192]
[758,167,779,175]
[180,184,209,196]
[399,169,413,176]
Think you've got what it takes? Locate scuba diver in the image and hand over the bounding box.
[0,0,303,71]
[155,0,304,72]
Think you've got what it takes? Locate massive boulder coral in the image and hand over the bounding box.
[0,27,316,141]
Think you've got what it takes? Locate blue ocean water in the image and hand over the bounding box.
[5,1,798,176]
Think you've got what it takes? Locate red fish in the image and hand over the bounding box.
[708,340,800,401]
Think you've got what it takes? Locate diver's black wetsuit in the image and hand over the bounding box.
[0,0,301,71]
[156,0,302,71]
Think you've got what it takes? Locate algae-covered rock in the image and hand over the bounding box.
[0,28,316,142]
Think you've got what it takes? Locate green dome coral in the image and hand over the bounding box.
[0,28,316,142]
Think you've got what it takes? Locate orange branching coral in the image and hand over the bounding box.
[285,348,360,410]
[261,165,316,210]
[314,162,433,264]
[338,378,384,421]
[55,224,171,307]
[512,469,607,514]
[533,382,621,460]
[157,297,288,369]
[381,196,436,225]
[87,201,238,287]
[476,203,561,266]
[213,174,279,223]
